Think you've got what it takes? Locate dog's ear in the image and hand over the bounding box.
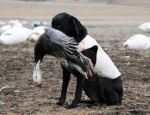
[71,17,80,35]
[51,17,55,26]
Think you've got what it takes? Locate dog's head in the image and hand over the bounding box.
[51,12,87,43]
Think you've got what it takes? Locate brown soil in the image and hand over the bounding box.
[0,0,150,115]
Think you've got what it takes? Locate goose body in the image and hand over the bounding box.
[138,22,150,33]
[33,28,93,87]
[8,20,19,24]
[0,25,11,33]
[12,22,23,28]
[123,34,150,50]
[0,21,5,25]
[0,27,32,45]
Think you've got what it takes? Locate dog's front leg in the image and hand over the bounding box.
[57,65,71,106]
[68,75,85,108]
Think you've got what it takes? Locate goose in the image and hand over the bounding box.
[12,22,23,28]
[22,21,27,25]
[0,27,31,45]
[33,28,93,87]
[27,26,47,42]
[0,25,11,33]
[123,34,150,50]
[8,20,19,24]
[138,22,150,33]
[0,21,5,25]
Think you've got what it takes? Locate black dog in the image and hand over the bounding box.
[51,12,123,108]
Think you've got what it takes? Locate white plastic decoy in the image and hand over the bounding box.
[28,26,46,42]
[22,21,27,25]
[0,21,5,25]
[0,25,11,33]
[0,27,32,45]
[12,22,23,28]
[123,34,150,50]
[8,20,19,24]
[138,22,150,33]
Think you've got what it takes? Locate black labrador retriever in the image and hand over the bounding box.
[51,12,123,108]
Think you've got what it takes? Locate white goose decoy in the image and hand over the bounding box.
[12,22,23,28]
[0,21,5,25]
[123,34,150,50]
[138,22,150,33]
[8,20,19,24]
[0,27,31,45]
[22,21,27,25]
[27,26,46,42]
[0,25,11,33]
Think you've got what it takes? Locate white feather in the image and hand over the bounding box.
[33,60,42,85]
[138,22,150,32]
[28,26,46,42]
[0,27,31,45]
[123,34,150,50]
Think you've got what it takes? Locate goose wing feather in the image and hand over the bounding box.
[44,28,82,63]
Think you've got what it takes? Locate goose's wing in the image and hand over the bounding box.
[44,28,82,63]
[44,28,93,77]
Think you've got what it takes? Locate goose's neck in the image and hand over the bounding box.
[35,60,41,70]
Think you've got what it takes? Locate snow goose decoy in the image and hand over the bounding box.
[12,22,23,28]
[33,28,93,87]
[0,21,5,25]
[123,34,150,51]
[0,27,31,45]
[0,25,11,33]
[27,26,46,42]
[138,22,150,33]
[8,20,19,24]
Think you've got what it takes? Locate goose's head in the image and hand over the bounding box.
[138,23,150,32]
[33,36,45,88]
[33,60,42,88]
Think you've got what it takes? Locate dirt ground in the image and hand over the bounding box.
[0,0,150,115]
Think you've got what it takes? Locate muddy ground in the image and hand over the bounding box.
[0,0,150,115]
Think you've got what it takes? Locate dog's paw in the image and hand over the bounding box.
[67,104,78,109]
[56,100,65,106]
